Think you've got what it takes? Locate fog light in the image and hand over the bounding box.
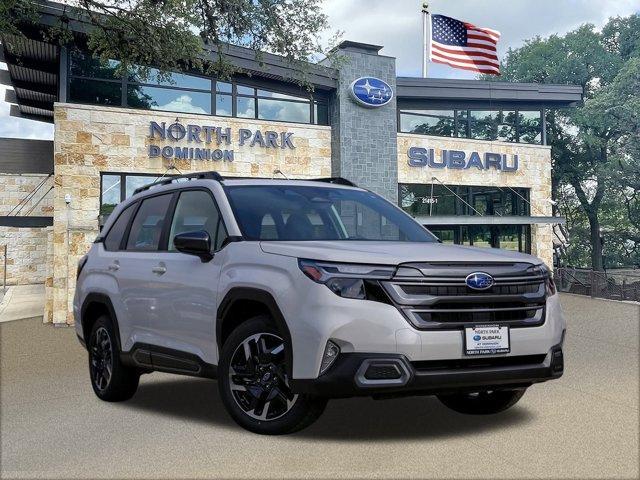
[319,340,340,375]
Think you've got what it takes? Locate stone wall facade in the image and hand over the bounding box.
[324,49,398,202]
[50,103,332,324]
[397,134,554,267]
[0,174,53,286]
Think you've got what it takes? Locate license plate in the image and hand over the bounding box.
[464,324,510,356]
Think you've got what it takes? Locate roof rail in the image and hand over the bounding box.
[312,177,358,187]
[133,171,224,195]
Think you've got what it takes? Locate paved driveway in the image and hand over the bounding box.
[1,294,638,479]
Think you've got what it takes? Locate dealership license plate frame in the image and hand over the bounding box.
[464,324,511,356]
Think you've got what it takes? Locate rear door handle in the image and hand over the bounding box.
[151,265,167,275]
[107,262,119,271]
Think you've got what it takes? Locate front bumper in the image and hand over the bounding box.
[290,344,564,398]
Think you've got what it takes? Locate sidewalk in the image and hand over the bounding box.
[0,284,45,323]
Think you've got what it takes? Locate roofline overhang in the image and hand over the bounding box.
[396,77,583,108]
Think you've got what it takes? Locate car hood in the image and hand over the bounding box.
[259,241,542,266]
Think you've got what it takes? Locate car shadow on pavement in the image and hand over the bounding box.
[127,376,535,441]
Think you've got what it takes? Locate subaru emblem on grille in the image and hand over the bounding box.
[465,272,494,290]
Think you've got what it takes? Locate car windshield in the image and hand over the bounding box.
[225,185,438,242]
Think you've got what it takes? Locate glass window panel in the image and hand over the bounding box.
[125,175,157,199]
[101,175,121,216]
[127,85,211,114]
[69,78,122,106]
[518,111,542,144]
[469,110,498,140]
[216,81,232,93]
[314,102,329,125]
[258,98,310,123]
[470,225,492,248]
[126,194,173,251]
[400,111,455,136]
[455,110,469,137]
[496,225,522,251]
[215,93,232,116]
[70,49,121,79]
[236,96,256,118]
[430,228,455,244]
[104,204,135,251]
[256,89,306,101]
[168,190,222,251]
[237,85,255,95]
[128,66,210,90]
[497,110,517,142]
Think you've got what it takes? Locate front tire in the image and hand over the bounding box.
[88,315,139,402]
[218,316,327,435]
[437,388,526,415]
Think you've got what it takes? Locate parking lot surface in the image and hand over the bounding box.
[1,294,638,479]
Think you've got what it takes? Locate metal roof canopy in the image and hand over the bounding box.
[0,138,54,174]
[396,77,583,109]
[415,215,566,225]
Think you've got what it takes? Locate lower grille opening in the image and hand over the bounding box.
[364,364,403,380]
[412,354,546,372]
[417,306,541,324]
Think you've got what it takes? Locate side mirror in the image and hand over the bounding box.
[173,230,213,262]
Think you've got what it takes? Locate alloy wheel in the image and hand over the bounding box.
[90,327,113,392]
[228,332,298,421]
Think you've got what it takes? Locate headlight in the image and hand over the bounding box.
[298,259,395,301]
[529,263,556,296]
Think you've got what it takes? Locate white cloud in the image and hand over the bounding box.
[321,0,640,78]
[154,94,209,114]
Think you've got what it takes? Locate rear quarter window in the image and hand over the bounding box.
[104,204,135,251]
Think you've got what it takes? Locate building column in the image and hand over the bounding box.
[322,42,398,203]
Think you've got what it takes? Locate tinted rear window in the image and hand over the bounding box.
[104,204,135,251]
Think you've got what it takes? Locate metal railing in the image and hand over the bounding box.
[555,267,640,302]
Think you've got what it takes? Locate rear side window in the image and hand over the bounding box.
[104,204,135,251]
[126,194,173,251]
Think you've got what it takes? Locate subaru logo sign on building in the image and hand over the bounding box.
[349,77,393,107]
[465,272,495,290]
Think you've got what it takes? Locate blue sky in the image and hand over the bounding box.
[1,0,639,140]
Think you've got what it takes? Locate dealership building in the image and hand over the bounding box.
[0,1,582,325]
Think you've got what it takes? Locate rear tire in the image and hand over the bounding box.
[88,315,139,402]
[437,388,526,415]
[218,315,327,435]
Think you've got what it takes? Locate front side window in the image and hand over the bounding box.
[226,185,437,242]
[126,194,173,251]
[168,190,227,251]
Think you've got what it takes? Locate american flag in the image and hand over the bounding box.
[429,14,501,75]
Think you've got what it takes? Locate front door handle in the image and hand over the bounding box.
[151,265,167,275]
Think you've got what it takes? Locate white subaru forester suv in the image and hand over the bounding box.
[74,172,565,434]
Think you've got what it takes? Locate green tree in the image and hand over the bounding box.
[486,15,640,270]
[1,0,333,86]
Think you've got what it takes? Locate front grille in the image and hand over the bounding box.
[399,283,540,296]
[382,262,547,330]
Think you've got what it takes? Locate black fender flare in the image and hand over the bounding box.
[81,293,123,352]
[217,287,294,377]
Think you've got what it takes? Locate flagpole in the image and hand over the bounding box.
[422,2,430,77]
